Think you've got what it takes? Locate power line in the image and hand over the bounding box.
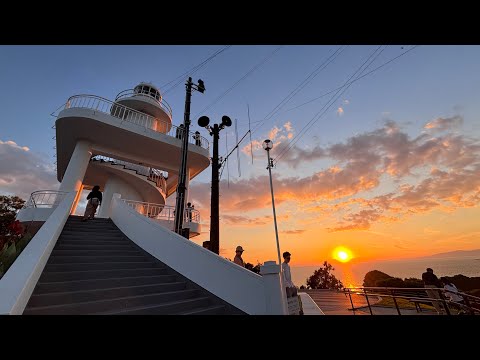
[281,45,420,114]
[255,45,348,132]
[220,45,348,160]
[161,46,232,95]
[274,45,387,164]
[194,46,284,118]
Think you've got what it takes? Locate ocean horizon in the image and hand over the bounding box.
[291,256,480,288]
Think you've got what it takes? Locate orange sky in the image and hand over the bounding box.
[186,119,480,266]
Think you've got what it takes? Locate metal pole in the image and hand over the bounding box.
[174,77,193,236]
[210,124,220,254]
[266,149,282,267]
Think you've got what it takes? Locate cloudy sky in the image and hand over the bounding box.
[1,45,480,265]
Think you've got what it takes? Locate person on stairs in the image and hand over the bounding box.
[82,185,103,222]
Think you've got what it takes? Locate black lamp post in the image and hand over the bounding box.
[174,77,205,237]
[198,115,232,254]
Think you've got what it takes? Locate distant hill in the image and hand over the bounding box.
[424,249,480,259]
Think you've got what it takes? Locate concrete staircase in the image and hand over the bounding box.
[23,216,244,315]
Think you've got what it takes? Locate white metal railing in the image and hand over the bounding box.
[122,199,200,223]
[115,89,173,118]
[23,190,69,209]
[64,94,209,150]
[91,155,167,194]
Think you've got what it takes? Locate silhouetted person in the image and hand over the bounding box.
[282,251,297,298]
[194,131,201,146]
[422,268,444,314]
[176,124,184,139]
[441,277,465,313]
[186,202,193,222]
[82,185,102,222]
[234,246,245,267]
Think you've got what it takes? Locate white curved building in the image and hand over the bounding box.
[1,82,291,316]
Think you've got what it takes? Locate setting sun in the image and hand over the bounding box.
[332,247,353,263]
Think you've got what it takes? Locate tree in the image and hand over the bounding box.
[306,261,344,290]
[0,195,25,238]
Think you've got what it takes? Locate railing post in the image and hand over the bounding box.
[347,289,355,314]
[364,288,373,315]
[440,289,451,316]
[391,289,401,315]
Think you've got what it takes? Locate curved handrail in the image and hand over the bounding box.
[115,89,173,118]
[121,199,200,223]
[63,94,209,150]
[24,190,69,209]
[91,155,167,194]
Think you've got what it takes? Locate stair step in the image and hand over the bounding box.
[93,297,211,315]
[48,255,147,264]
[28,282,187,308]
[45,261,164,272]
[23,289,200,315]
[177,305,226,315]
[58,235,128,241]
[57,240,132,246]
[40,267,168,282]
[62,226,119,232]
[35,274,177,293]
[61,230,121,235]
[54,244,136,251]
[51,249,141,257]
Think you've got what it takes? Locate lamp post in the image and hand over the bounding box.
[198,115,232,254]
[174,77,205,237]
[263,139,282,267]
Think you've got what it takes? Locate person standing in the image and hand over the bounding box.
[233,246,245,267]
[422,268,444,314]
[194,131,201,146]
[282,251,296,298]
[82,185,102,222]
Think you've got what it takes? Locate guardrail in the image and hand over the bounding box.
[63,94,209,150]
[343,286,480,315]
[23,190,69,209]
[115,89,173,119]
[121,199,200,223]
[91,155,167,194]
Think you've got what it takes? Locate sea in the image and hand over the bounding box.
[291,256,480,288]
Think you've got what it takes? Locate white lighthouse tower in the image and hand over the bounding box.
[20,82,210,236]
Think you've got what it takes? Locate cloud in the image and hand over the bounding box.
[284,121,293,132]
[194,115,480,232]
[281,229,306,235]
[0,140,58,200]
[222,214,271,226]
[423,115,463,132]
[343,100,350,105]
[337,107,344,116]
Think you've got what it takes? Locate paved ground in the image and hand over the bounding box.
[300,289,438,315]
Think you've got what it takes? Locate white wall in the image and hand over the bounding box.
[111,196,271,314]
[0,192,76,315]
[16,207,55,222]
[98,175,143,218]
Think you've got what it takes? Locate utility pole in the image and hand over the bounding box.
[263,139,282,267]
[210,123,220,254]
[174,77,205,237]
[198,115,231,254]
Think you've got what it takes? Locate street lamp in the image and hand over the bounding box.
[263,139,282,267]
[174,77,205,238]
[198,115,232,254]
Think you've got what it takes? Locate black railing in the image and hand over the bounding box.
[342,286,480,315]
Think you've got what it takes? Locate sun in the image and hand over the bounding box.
[332,246,353,263]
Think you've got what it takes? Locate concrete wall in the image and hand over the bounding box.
[111,195,285,314]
